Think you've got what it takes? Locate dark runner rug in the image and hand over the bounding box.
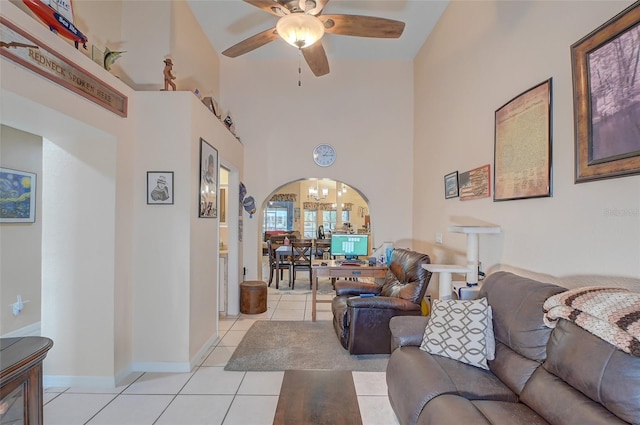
[273,370,362,425]
[224,320,389,372]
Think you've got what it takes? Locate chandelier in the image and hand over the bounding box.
[308,181,328,201]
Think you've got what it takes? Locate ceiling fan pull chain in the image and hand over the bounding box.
[298,49,302,87]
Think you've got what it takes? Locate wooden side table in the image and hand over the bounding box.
[1,337,54,425]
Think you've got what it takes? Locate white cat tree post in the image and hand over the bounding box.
[424,225,501,300]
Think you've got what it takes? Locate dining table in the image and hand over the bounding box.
[274,239,330,288]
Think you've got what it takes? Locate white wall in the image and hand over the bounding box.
[131,92,243,369]
[221,58,415,279]
[0,126,42,336]
[413,0,640,296]
[1,0,136,381]
[1,0,240,385]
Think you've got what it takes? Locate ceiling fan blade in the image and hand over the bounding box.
[222,27,279,58]
[307,0,330,15]
[321,14,405,38]
[302,41,330,77]
[243,0,289,16]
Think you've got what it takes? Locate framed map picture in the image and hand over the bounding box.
[494,79,552,201]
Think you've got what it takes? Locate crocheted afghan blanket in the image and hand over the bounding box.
[543,286,640,357]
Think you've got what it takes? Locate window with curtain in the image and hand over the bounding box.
[263,201,294,231]
[303,210,317,238]
[323,210,337,231]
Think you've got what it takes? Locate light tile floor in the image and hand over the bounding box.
[43,272,399,425]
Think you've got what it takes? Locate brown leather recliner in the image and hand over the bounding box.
[331,248,432,354]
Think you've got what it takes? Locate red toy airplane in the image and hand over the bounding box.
[23,0,87,49]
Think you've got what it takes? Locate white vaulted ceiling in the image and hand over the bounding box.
[187,0,449,62]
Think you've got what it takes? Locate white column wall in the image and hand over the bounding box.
[42,133,117,380]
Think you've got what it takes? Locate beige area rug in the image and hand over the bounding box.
[224,321,389,372]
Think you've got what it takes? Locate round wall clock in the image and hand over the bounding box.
[313,144,336,167]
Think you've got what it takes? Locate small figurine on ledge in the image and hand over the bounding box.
[103,47,125,71]
[224,113,236,135]
[162,58,176,91]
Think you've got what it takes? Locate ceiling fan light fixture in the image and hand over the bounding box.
[276,13,325,49]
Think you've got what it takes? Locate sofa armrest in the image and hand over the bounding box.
[335,281,381,296]
[389,315,429,351]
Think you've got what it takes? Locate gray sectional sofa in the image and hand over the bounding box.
[386,271,640,425]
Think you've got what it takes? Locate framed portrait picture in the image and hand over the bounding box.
[444,171,459,199]
[494,79,552,201]
[572,2,640,182]
[147,171,174,205]
[459,164,491,201]
[0,167,36,223]
[199,138,218,218]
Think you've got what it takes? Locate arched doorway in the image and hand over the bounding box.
[258,178,372,281]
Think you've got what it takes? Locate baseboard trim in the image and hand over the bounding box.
[1,322,41,338]
[130,361,192,373]
[43,332,222,387]
[43,374,117,389]
[191,334,220,369]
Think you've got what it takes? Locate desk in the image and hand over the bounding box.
[311,260,388,322]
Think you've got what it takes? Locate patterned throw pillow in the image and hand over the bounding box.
[420,297,492,370]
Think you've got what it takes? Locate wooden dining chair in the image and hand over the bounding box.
[291,241,313,289]
[267,239,291,289]
[314,239,331,260]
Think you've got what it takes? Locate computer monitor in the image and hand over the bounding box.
[330,234,369,260]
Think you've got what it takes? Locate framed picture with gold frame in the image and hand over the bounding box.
[572,2,640,183]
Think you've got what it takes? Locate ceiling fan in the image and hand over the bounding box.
[221,0,405,77]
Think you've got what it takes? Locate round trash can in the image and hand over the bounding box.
[240,281,267,314]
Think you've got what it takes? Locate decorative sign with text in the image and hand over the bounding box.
[0,17,127,117]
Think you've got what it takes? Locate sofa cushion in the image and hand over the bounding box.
[480,272,566,362]
[420,298,493,370]
[520,366,629,425]
[488,341,545,395]
[387,346,516,425]
[540,319,640,424]
[415,395,550,425]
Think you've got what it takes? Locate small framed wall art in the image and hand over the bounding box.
[459,164,491,201]
[0,167,36,222]
[444,171,459,199]
[147,171,174,205]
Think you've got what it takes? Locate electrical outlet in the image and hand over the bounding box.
[435,233,443,244]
